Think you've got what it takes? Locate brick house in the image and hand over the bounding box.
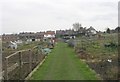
[19,32,35,41]
[35,32,45,41]
[19,32,45,41]
[44,31,55,39]
[2,34,18,42]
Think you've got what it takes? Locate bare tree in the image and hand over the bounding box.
[73,23,81,31]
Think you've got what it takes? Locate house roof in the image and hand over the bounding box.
[87,27,96,31]
[36,32,45,35]
[45,31,55,35]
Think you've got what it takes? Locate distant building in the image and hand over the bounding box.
[77,27,87,36]
[35,32,45,41]
[2,34,18,42]
[56,30,66,37]
[115,27,120,33]
[19,32,44,41]
[19,32,35,41]
[44,31,55,39]
[86,26,97,36]
[56,29,76,39]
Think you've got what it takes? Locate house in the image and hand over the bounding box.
[35,32,45,41]
[2,34,18,42]
[19,32,35,41]
[44,31,55,39]
[19,32,45,41]
[115,27,120,33]
[77,27,87,36]
[86,26,97,37]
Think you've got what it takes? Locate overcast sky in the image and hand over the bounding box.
[0,0,119,34]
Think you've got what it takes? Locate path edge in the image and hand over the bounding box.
[25,56,47,80]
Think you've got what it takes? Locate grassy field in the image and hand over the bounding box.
[30,42,99,80]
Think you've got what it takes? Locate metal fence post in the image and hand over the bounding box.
[4,57,8,80]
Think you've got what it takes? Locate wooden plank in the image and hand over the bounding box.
[7,63,19,73]
[6,46,37,59]
[6,49,30,59]
[5,52,19,59]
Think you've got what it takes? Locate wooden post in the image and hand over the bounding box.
[36,48,39,64]
[35,49,37,64]
[19,52,22,80]
[29,50,32,72]
[4,57,8,80]
[40,50,42,62]
[37,49,40,64]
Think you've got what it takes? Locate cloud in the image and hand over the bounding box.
[1,0,118,34]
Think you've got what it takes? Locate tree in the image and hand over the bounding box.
[106,28,111,34]
[73,23,81,31]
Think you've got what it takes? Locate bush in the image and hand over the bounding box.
[67,40,75,47]
[104,42,117,48]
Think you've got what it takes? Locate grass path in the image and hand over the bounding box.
[30,42,99,80]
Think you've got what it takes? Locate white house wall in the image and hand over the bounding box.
[44,34,55,38]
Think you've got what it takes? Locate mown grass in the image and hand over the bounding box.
[30,42,99,80]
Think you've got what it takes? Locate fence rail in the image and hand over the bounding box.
[2,46,46,80]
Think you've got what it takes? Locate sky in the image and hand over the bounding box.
[0,0,119,34]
